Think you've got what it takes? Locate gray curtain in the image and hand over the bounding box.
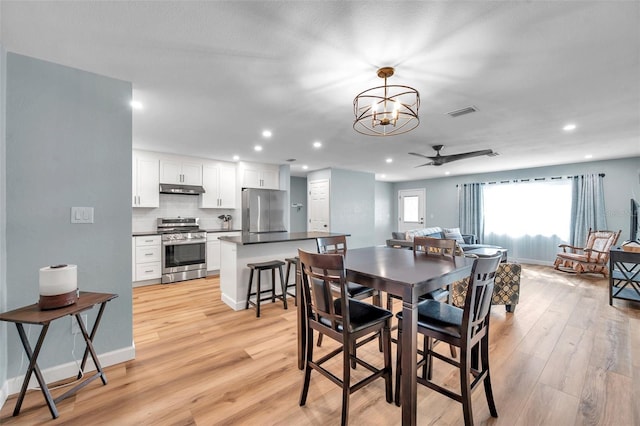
[570,174,607,245]
[458,183,484,243]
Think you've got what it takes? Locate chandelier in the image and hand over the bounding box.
[353,67,420,136]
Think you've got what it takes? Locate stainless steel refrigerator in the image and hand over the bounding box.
[242,188,287,233]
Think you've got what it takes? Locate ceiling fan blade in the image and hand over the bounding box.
[408,152,438,160]
[414,161,435,168]
[437,149,494,164]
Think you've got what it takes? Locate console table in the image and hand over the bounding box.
[609,247,640,305]
[0,291,118,419]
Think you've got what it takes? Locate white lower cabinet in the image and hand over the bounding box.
[207,232,240,272]
[133,235,162,283]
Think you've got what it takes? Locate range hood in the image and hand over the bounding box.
[159,183,206,195]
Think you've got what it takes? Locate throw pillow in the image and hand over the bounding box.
[443,227,465,244]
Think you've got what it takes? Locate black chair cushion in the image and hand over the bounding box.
[420,288,449,302]
[347,281,376,298]
[397,299,463,338]
[320,299,392,333]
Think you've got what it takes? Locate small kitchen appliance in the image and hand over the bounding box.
[39,264,78,310]
[157,217,207,284]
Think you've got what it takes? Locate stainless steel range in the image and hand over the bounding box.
[157,217,207,284]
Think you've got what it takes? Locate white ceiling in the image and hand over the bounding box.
[1,1,639,181]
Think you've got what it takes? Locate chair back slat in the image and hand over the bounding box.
[462,255,502,339]
[299,249,349,332]
[413,236,457,258]
[317,235,347,255]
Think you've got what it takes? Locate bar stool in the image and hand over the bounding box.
[245,260,287,317]
[284,256,299,306]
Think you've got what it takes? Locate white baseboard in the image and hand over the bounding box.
[512,258,554,266]
[0,380,7,414]
[221,292,243,311]
[5,344,135,396]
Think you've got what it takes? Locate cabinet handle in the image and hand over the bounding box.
[145,270,153,273]
[145,253,153,256]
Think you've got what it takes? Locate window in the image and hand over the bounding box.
[483,180,572,241]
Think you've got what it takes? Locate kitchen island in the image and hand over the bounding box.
[219,232,348,310]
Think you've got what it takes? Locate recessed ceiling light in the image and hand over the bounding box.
[262,130,272,138]
[386,158,393,163]
[254,145,263,152]
[232,155,239,161]
[445,171,451,175]
[302,165,308,170]
[313,141,322,148]
[130,100,143,110]
[380,174,386,178]
[563,123,577,132]
[585,154,593,159]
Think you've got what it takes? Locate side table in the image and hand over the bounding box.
[609,247,640,305]
[0,291,118,419]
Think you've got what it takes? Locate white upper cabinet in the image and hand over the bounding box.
[160,157,203,186]
[132,150,160,208]
[240,162,279,189]
[200,161,237,209]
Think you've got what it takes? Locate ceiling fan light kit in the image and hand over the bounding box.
[353,67,420,136]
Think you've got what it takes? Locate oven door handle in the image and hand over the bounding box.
[163,238,207,246]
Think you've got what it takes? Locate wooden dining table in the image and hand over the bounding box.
[296,245,474,425]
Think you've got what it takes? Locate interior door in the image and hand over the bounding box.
[398,188,425,232]
[308,179,330,232]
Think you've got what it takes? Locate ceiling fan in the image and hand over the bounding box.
[409,145,495,167]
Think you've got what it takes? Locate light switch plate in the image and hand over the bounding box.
[71,207,94,224]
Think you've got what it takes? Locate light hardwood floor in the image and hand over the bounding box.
[2,264,639,425]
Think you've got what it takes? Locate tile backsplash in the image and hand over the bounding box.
[132,193,240,232]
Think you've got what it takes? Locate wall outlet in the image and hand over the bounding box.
[71,314,88,335]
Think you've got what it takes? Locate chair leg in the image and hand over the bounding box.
[450,345,457,358]
[383,323,393,403]
[271,268,276,303]
[425,337,434,380]
[394,321,402,406]
[256,271,262,318]
[460,346,474,426]
[505,304,515,313]
[245,269,254,310]
[278,265,288,310]
[299,329,313,406]
[317,333,324,347]
[342,339,351,426]
[481,334,498,418]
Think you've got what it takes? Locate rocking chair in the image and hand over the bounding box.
[554,228,621,277]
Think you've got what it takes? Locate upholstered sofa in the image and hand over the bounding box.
[386,226,503,255]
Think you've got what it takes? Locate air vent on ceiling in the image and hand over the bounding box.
[447,106,478,117]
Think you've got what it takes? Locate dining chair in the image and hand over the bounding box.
[387,236,460,356]
[298,249,393,426]
[413,236,459,301]
[315,235,382,350]
[394,254,502,426]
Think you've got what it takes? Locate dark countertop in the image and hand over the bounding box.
[219,231,349,246]
[132,229,242,237]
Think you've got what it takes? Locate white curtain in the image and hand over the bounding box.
[482,179,572,263]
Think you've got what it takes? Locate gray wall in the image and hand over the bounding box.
[375,181,394,246]
[329,168,375,248]
[0,45,7,398]
[5,53,132,377]
[290,176,307,233]
[392,157,640,241]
